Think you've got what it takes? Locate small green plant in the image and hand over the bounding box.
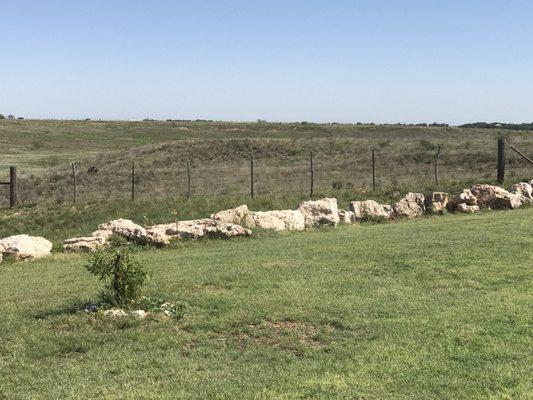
[86,236,148,307]
[132,296,187,320]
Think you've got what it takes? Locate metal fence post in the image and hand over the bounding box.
[9,166,17,208]
[310,151,314,197]
[372,149,376,191]
[250,152,254,198]
[497,136,505,184]
[131,161,135,201]
[186,157,191,199]
[434,145,441,186]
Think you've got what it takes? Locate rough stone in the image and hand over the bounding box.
[130,310,149,319]
[339,210,355,224]
[103,309,127,317]
[393,192,425,218]
[447,189,478,212]
[424,192,449,214]
[0,234,52,261]
[456,203,480,213]
[211,204,254,226]
[509,182,533,204]
[250,210,306,231]
[470,184,522,209]
[63,236,106,252]
[98,219,169,246]
[338,209,355,224]
[155,219,252,239]
[91,229,113,239]
[298,198,340,227]
[350,200,393,221]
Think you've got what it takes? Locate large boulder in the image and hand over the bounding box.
[298,198,339,227]
[470,184,522,209]
[98,219,169,247]
[393,192,425,218]
[0,234,52,261]
[338,209,355,224]
[424,192,449,214]
[148,219,251,240]
[349,200,393,221]
[249,210,305,231]
[64,236,106,252]
[509,182,533,204]
[211,204,254,226]
[446,189,478,212]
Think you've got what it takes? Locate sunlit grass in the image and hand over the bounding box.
[0,209,532,399]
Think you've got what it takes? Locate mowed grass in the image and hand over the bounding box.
[0,209,532,399]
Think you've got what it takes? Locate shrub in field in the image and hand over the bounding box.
[85,236,148,307]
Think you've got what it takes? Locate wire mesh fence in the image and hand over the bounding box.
[1,142,532,208]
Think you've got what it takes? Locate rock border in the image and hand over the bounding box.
[1,180,531,262]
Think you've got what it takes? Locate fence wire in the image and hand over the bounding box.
[1,143,532,207]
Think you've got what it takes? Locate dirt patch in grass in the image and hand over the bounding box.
[222,319,335,353]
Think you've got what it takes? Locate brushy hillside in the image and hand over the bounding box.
[0,209,531,399]
[1,120,532,206]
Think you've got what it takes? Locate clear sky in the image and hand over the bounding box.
[1,0,532,124]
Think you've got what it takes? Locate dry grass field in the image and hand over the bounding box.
[1,120,532,206]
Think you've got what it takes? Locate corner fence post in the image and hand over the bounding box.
[9,166,17,208]
[497,136,505,184]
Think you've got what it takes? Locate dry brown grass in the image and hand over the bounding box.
[1,120,532,206]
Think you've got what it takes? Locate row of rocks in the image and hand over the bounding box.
[64,217,252,252]
[212,181,533,227]
[1,180,531,261]
[211,198,340,231]
[63,198,341,252]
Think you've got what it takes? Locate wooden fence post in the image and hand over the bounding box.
[372,149,376,191]
[509,145,533,166]
[497,136,505,184]
[250,152,254,198]
[131,161,135,201]
[9,166,17,208]
[310,151,314,197]
[434,145,441,186]
[71,163,77,204]
[186,157,191,199]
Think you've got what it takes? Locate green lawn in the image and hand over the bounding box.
[1,209,532,399]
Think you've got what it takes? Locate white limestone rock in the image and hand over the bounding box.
[298,198,340,227]
[0,234,52,262]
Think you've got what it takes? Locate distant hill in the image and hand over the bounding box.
[460,122,533,130]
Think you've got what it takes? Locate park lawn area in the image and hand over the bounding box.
[0,209,532,399]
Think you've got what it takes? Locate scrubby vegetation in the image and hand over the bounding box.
[85,236,148,307]
[1,119,532,206]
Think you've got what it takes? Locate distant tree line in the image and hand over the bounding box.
[0,113,22,120]
[459,122,533,130]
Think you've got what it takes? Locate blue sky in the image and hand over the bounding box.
[1,0,532,124]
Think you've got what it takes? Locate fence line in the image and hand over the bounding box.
[2,141,533,208]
